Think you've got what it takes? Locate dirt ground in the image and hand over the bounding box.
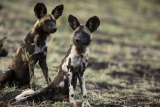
[0,0,160,107]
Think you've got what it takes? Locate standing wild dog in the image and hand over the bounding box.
[0,3,64,89]
[14,15,100,107]
[0,37,8,57]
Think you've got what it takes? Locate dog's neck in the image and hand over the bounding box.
[72,44,89,57]
[33,20,49,35]
[30,21,49,46]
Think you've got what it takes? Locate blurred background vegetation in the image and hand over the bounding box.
[0,0,160,106]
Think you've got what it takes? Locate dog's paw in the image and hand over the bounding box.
[69,99,76,104]
[82,101,91,107]
[30,78,37,90]
[30,85,37,91]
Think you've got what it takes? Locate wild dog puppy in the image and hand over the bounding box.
[0,37,8,57]
[13,15,100,107]
[0,3,64,89]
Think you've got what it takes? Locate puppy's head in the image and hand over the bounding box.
[34,3,64,33]
[68,15,100,47]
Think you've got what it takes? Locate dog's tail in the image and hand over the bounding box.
[14,89,35,102]
[13,83,55,103]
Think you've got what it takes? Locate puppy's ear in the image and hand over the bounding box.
[0,36,7,48]
[0,36,7,45]
[0,48,8,57]
[85,16,100,33]
[68,15,80,30]
[52,4,64,19]
[34,3,47,19]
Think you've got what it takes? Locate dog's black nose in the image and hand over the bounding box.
[51,28,57,33]
[75,39,80,43]
[53,28,57,32]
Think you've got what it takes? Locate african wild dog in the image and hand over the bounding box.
[0,3,64,89]
[13,15,100,106]
[0,37,8,57]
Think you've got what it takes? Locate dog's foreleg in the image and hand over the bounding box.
[39,52,51,85]
[68,60,75,103]
[67,58,75,104]
[68,69,75,104]
[78,74,91,107]
[28,57,36,90]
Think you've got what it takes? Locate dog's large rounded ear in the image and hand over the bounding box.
[0,36,7,54]
[0,36,7,48]
[68,15,80,30]
[85,16,100,33]
[52,4,64,19]
[0,48,8,57]
[0,36,7,45]
[34,3,47,19]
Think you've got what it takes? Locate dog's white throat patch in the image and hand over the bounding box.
[33,35,47,54]
[34,44,47,54]
[59,81,64,87]
[62,45,89,72]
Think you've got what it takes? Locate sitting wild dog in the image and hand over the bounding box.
[0,37,8,57]
[0,3,64,89]
[14,15,100,107]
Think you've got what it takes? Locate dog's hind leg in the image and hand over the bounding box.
[0,69,13,88]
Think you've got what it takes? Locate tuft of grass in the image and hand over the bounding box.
[5,85,19,92]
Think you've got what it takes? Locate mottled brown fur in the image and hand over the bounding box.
[13,15,100,106]
[0,3,64,89]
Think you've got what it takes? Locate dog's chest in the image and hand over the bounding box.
[62,47,89,72]
[34,44,47,54]
[33,35,47,54]
[70,54,86,68]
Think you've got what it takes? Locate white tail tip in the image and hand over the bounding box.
[15,89,35,102]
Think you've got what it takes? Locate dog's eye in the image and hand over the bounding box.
[45,20,50,23]
[74,31,78,34]
[53,20,56,24]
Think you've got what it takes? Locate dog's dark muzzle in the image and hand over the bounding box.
[74,36,82,45]
[75,38,81,44]
[51,28,57,33]
[74,37,88,47]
